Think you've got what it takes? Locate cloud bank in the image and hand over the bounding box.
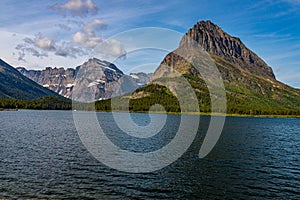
[15,34,86,61]
[15,0,126,62]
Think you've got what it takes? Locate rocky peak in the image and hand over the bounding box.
[179,20,275,79]
[82,57,124,75]
[17,58,152,99]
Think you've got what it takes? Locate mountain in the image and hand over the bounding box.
[17,58,152,99]
[17,66,76,98]
[104,20,300,115]
[0,59,61,100]
[178,20,275,79]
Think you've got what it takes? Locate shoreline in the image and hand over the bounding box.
[126,111,300,118]
[1,108,299,118]
[90,109,300,118]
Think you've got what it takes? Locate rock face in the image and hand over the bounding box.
[179,20,275,79]
[17,58,152,99]
[17,67,76,98]
[129,72,153,86]
[0,59,60,100]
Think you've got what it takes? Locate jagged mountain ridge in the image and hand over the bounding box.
[0,59,61,100]
[179,20,275,79]
[17,67,76,98]
[17,58,152,99]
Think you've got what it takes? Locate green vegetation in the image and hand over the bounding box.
[93,54,300,116]
[94,84,181,113]
[0,96,72,110]
[92,82,300,116]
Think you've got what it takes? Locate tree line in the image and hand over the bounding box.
[1,84,299,116]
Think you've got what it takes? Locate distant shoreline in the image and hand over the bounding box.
[92,109,300,118]
[4,109,299,119]
[127,111,300,118]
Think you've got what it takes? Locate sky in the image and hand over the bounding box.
[0,0,299,88]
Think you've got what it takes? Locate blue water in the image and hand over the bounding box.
[0,110,299,199]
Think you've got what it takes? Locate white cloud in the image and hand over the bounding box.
[0,30,87,70]
[72,31,102,48]
[71,19,126,58]
[15,35,56,60]
[5,0,130,67]
[52,0,98,17]
[35,37,56,51]
[72,19,106,48]
[92,39,126,59]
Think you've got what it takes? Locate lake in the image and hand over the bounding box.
[0,110,299,199]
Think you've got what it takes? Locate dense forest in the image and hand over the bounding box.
[93,84,300,116]
[0,96,72,110]
[93,82,300,116]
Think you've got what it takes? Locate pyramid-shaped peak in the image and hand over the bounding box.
[179,20,275,79]
[191,20,222,32]
[196,20,218,27]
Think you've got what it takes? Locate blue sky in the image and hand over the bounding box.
[0,0,299,88]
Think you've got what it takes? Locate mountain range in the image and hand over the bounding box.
[17,58,152,99]
[1,20,299,115]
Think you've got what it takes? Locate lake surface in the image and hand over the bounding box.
[0,110,299,199]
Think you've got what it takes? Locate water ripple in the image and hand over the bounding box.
[0,111,299,199]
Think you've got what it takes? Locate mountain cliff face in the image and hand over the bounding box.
[134,20,300,114]
[17,67,76,98]
[179,20,275,79]
[17,58,152,99]
[0,59,60,100]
